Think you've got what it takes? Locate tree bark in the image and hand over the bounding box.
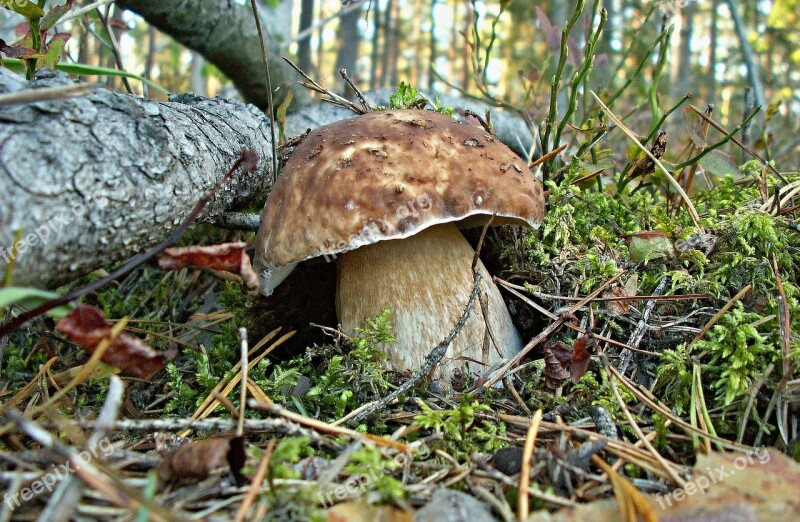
[0,69,275,289]
[115,0,309,110]
[0,71,534,290]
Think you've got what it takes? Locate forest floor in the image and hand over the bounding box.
[2,108,800,521]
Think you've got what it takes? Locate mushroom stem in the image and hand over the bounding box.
[336,223,522,383]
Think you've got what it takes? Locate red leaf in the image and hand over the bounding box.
[56,304,175,380]
[570,335,591,384]
[155,242,259,289]
[0,39,36,59]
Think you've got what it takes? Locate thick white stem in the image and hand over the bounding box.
[337,223,522,383]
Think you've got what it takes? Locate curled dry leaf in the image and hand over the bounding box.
[56,304,175,380]
[602,285,630,315]
[544,336,592,389]
[155,242,260,290]
[156,436,245,486]
[543,343,571,390]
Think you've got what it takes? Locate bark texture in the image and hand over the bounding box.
[0,69,275,288]
[115,0,308,110]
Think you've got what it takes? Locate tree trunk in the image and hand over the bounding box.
[706,0,718,102]
[380,0,395,88]
[334,6,362,98]
[428,0,437,91]
[115,0,309,110]
[369,0,381,90]
[297,0,315,73]
[671,1,695,97]
[0,69,275,289]
[725,0,766,125]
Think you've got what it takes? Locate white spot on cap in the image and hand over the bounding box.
[475,195,483,206]
[345,200,356,211]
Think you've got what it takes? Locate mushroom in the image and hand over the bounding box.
[254,109,545,383]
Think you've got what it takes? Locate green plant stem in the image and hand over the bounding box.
[553,6,607,156]
[647,24,674,136]
[606,28,670,108]
[480,2,507,88]
[673,107,761,171]
[26,17,41,80]
[1,58,170,94]
[541,0,585,181]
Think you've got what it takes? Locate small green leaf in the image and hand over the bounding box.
[699,149,738,178]
[682,106,707,148]
[0,0,44,19]
[40,0,75,31]
[41,33,69,69]
[0,287,74,319]
[275,89,293,143]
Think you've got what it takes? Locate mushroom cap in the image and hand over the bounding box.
[255,109,546,287]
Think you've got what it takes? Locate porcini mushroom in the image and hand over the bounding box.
[254,109,545,383]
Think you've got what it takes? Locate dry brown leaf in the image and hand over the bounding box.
[156,436,245,486]
[56,304,175,380]
[155,242,260,289]
[543,342,571,390]
[603,285,630,315]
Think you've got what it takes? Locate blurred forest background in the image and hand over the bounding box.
[0,0,798,164]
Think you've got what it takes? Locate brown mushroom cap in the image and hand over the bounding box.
[255,109,545,291]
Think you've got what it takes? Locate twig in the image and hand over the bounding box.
[618,277,667,374]
[686,284,751,351]
[0,84,97,106]
[282,57,365,114]
[342,271,484,426]
[251,401,411,452]
[339,68,371,113]
[99,5,132,94]
[687,105,787,183]
[5,410,178,521]
[472,454,575,508]
[249,0,279,182]
[603,358,688,487]
[238,328,249,437]
[529,144,566,169]
[234,439,276,522]
[517,409,543,521]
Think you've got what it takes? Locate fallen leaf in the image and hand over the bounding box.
[543,343,571,390]
[602,285,630,315]
[570,335,591,384]
[155,242,259,290]
[623,231,675,263]
[56,304,175,380]
[156,436,245,486]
